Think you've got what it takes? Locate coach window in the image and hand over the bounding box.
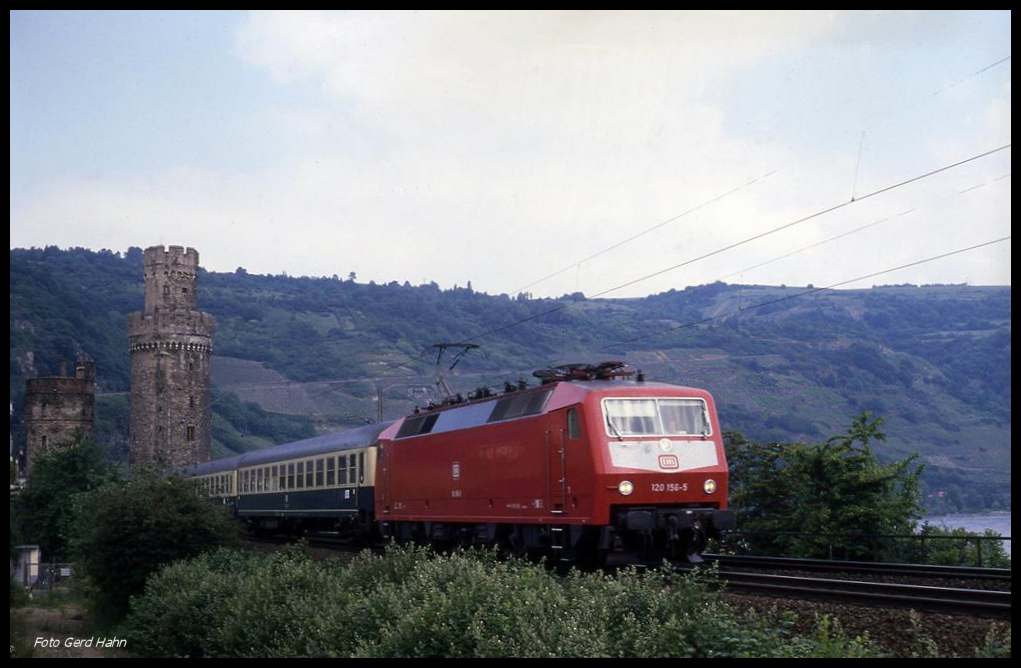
[306,461,314,488]
[348,455,357,486]
[567,408,581,439]
[316,459,325,488]
[296,462,305,489]
[359,453,365,484]
[287,463,295,490]
[327,457,336,487]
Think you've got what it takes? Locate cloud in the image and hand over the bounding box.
[11,11,1010,295]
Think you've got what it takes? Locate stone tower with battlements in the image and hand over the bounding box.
[25,360,96,474]
[128,245,214,469]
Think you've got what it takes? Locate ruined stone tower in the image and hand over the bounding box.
[128,245,213,469]
[25,360,96,474]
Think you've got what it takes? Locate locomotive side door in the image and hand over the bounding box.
[545,413,571,515]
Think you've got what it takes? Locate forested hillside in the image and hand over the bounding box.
[10,246,1010,511]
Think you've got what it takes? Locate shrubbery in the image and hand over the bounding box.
[69,471,242,622]
[125,544,883,658]
[906,525,1011,569]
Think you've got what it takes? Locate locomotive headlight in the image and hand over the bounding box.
[618,480,635,496]
[703,479,718,494]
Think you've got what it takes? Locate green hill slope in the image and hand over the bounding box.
[9,246,1010,512]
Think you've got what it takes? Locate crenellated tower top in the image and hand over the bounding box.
[143,245,201,313]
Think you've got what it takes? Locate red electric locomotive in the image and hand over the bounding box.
[377,363,733,563]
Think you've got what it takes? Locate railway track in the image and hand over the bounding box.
[692,555,1011,618]
[706,554,1012,583]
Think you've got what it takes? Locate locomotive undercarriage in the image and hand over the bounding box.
[379,506,733,565]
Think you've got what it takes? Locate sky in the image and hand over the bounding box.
[9,10,1012,298]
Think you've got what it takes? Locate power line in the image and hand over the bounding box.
[591,143,1011,298]
[716,170,1011,284]
[714,208,917,283]
[598,236,1011,351]
[510,54,1011,298]
[452,143,1010,347]
[861,54,1011,133]
[511,169,777,295]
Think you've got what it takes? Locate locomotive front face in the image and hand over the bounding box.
[600,396,722,501]
[587,387,734,562]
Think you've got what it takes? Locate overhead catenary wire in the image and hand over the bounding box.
[449,143,1011,347]
[511,169,778,296]
[511,54,1011,299]
[716,170,1011,284]
[598,235,1012,351]
[715,208,917,283]
[362,53,1014,377]
[204,151,1009,399]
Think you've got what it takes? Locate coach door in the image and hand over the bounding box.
[378,444,392,515]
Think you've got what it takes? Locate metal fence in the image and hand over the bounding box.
[12,562,75,597]
[719,530,1011,567]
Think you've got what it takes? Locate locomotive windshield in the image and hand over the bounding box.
[603,398,710,437]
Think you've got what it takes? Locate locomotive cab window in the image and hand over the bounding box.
[567,407,581,439]
[603,398,711,437]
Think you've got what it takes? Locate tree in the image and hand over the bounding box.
[69,471,242,622]
[15,434,118,561]
[727,414,924,560]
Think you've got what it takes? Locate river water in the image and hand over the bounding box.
[924,513,1011,556]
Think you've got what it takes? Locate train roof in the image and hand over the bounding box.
[383,379,714,441]
[237,420,394,469]
[180,454,244,477]
[181,420,394,476]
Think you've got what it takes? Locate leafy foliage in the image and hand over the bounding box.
[9,247,1011,511]
[906,525,1011,569]
[68,471,242,622]
[125,544,883,658]
[727,415,924,560]
[14,435,119,560]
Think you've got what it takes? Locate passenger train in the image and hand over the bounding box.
[184,363,734,563]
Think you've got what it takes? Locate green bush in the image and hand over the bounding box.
[69,471,242,622]
[125,545,883,658]
[906,525,1011,569]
